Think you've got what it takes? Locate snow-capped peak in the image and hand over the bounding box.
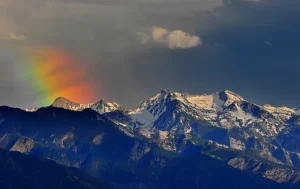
[129,89,179,130]
[131,89,247,116]
[90,99,124,114]
[128,89,280,133]
[135,89,179,109]
[217,90,246,106]
[23,96,124,115]
[151,89,181,100]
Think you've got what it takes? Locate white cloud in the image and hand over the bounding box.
[0,32,26,41]
[152,26,169,43]
[167,30,201,49]
[139,26,201,49]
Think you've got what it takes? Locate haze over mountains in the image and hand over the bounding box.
[2,89,300,188]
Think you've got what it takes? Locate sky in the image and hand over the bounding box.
[1,0,300,108]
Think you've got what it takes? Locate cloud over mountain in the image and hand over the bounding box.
[138,26,202,49]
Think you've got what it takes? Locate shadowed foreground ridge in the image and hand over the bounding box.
[0,149,110,189]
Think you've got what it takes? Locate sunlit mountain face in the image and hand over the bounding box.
[1,0,300,188]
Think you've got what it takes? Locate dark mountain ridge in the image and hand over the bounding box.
[0,148,110,189]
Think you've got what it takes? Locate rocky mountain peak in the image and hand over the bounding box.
[157,89,177,99]
[160,89,171,94]
[51,97,92,111]
[91,99,123,114]
[218,90,246,106]
[52,97,77,106]
[154,89,246,110]
[46,96,124,114]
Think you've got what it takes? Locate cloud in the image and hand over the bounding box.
[136,32,151,44]
[152,26,169,43]
[139,26,202,49]
[0,32,26,41]
[167,30,201,49]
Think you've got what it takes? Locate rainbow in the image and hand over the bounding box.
[15,47,97,106]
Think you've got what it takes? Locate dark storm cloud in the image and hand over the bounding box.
[1,0,300,108]
[195,0,300,107]
[0,0,222,107]
[121,0,300,108]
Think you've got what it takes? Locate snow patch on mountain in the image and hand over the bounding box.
[113,121,128,127]
[186,94,214,109]
[222,90,245,106]
[159,130,169,140]
[263,104,295,121]
[230,103,256,123]
[129,90,169,130]
[90,100,122,114]
[23,107,39,112]
[230,138,246,150]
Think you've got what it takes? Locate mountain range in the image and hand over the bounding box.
[3,89,300,188]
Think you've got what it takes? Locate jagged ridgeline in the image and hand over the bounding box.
[1,89,300,188]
